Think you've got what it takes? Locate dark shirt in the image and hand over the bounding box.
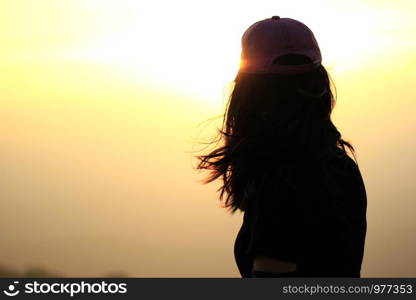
[234,146,367,277]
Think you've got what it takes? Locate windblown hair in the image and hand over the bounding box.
[195,62,355,214]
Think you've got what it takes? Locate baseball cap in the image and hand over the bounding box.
[239,16,322,74]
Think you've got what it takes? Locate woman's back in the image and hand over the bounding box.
[234,146,367,277]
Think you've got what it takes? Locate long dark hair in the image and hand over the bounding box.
[195,64,355,214]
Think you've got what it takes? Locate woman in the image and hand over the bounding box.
[195,16,367,277]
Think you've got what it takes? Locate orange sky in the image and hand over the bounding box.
[0,0,415,277]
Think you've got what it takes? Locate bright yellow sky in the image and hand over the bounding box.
[0,0,415,277]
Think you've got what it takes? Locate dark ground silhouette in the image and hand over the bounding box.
[0,263,129,277]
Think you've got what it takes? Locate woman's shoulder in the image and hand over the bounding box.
[320,146,367,206]
[293,145,366,205]
[264,145,366,201]
[287,145,359,180]
[325,146,362,178]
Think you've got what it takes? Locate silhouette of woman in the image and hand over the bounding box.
[195,16,367,277]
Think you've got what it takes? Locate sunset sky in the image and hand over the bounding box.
[1,0,415,277]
